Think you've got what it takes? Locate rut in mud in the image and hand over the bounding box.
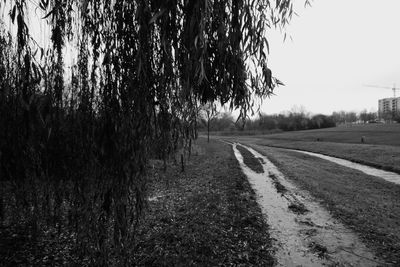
[231,142,385,267]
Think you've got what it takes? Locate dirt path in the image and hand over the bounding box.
[231,142,386,266]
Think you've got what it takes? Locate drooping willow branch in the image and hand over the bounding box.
[0,0,305,262]
[2,0,300,116]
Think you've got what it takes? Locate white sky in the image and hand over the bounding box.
[262,0,400,115]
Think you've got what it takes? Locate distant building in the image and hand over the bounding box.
[378,97,400,119]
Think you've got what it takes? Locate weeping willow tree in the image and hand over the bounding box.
[0,0,305,264]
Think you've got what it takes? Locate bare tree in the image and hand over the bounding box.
[200,102,220,142]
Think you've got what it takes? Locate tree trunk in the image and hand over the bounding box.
[188,138,192,159]
[181,154,184,172]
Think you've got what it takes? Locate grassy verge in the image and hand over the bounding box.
[132,138,274,266]
[251,145,400,265]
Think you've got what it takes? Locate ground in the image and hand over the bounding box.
[0,138,275,266]
[133,138,274,266]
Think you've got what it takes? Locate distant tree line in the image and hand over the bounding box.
[393,112,400,123]
[380,111,400,123]
[332,110,378,124]
[199,109,381,133]
[246,113,336,131]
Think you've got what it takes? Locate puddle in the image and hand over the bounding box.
[232,143,385,267]
[148,194,166,202]
[284,148,400,185]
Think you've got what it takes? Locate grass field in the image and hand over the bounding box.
[220,124,400,174]
[206,123,400,145]
[251,123,400,146]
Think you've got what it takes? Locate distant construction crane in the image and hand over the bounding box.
[364,84,400,98]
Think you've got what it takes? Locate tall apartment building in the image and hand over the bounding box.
[378,97,400,118]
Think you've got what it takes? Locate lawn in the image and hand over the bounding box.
[208,123,400,146]
[219,124,400,174]
[252,123,400,146]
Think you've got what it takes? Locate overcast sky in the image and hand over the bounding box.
[3,1,399,116]
[261,0,400,115]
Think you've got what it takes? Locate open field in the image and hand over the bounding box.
[206,123,400,145]
[217,124,400,173]
[245,123,400,146]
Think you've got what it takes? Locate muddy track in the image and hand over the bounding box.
[231,142,388,266]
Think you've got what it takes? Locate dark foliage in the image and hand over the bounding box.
[0,0,301,264]
[199,111,336,133]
